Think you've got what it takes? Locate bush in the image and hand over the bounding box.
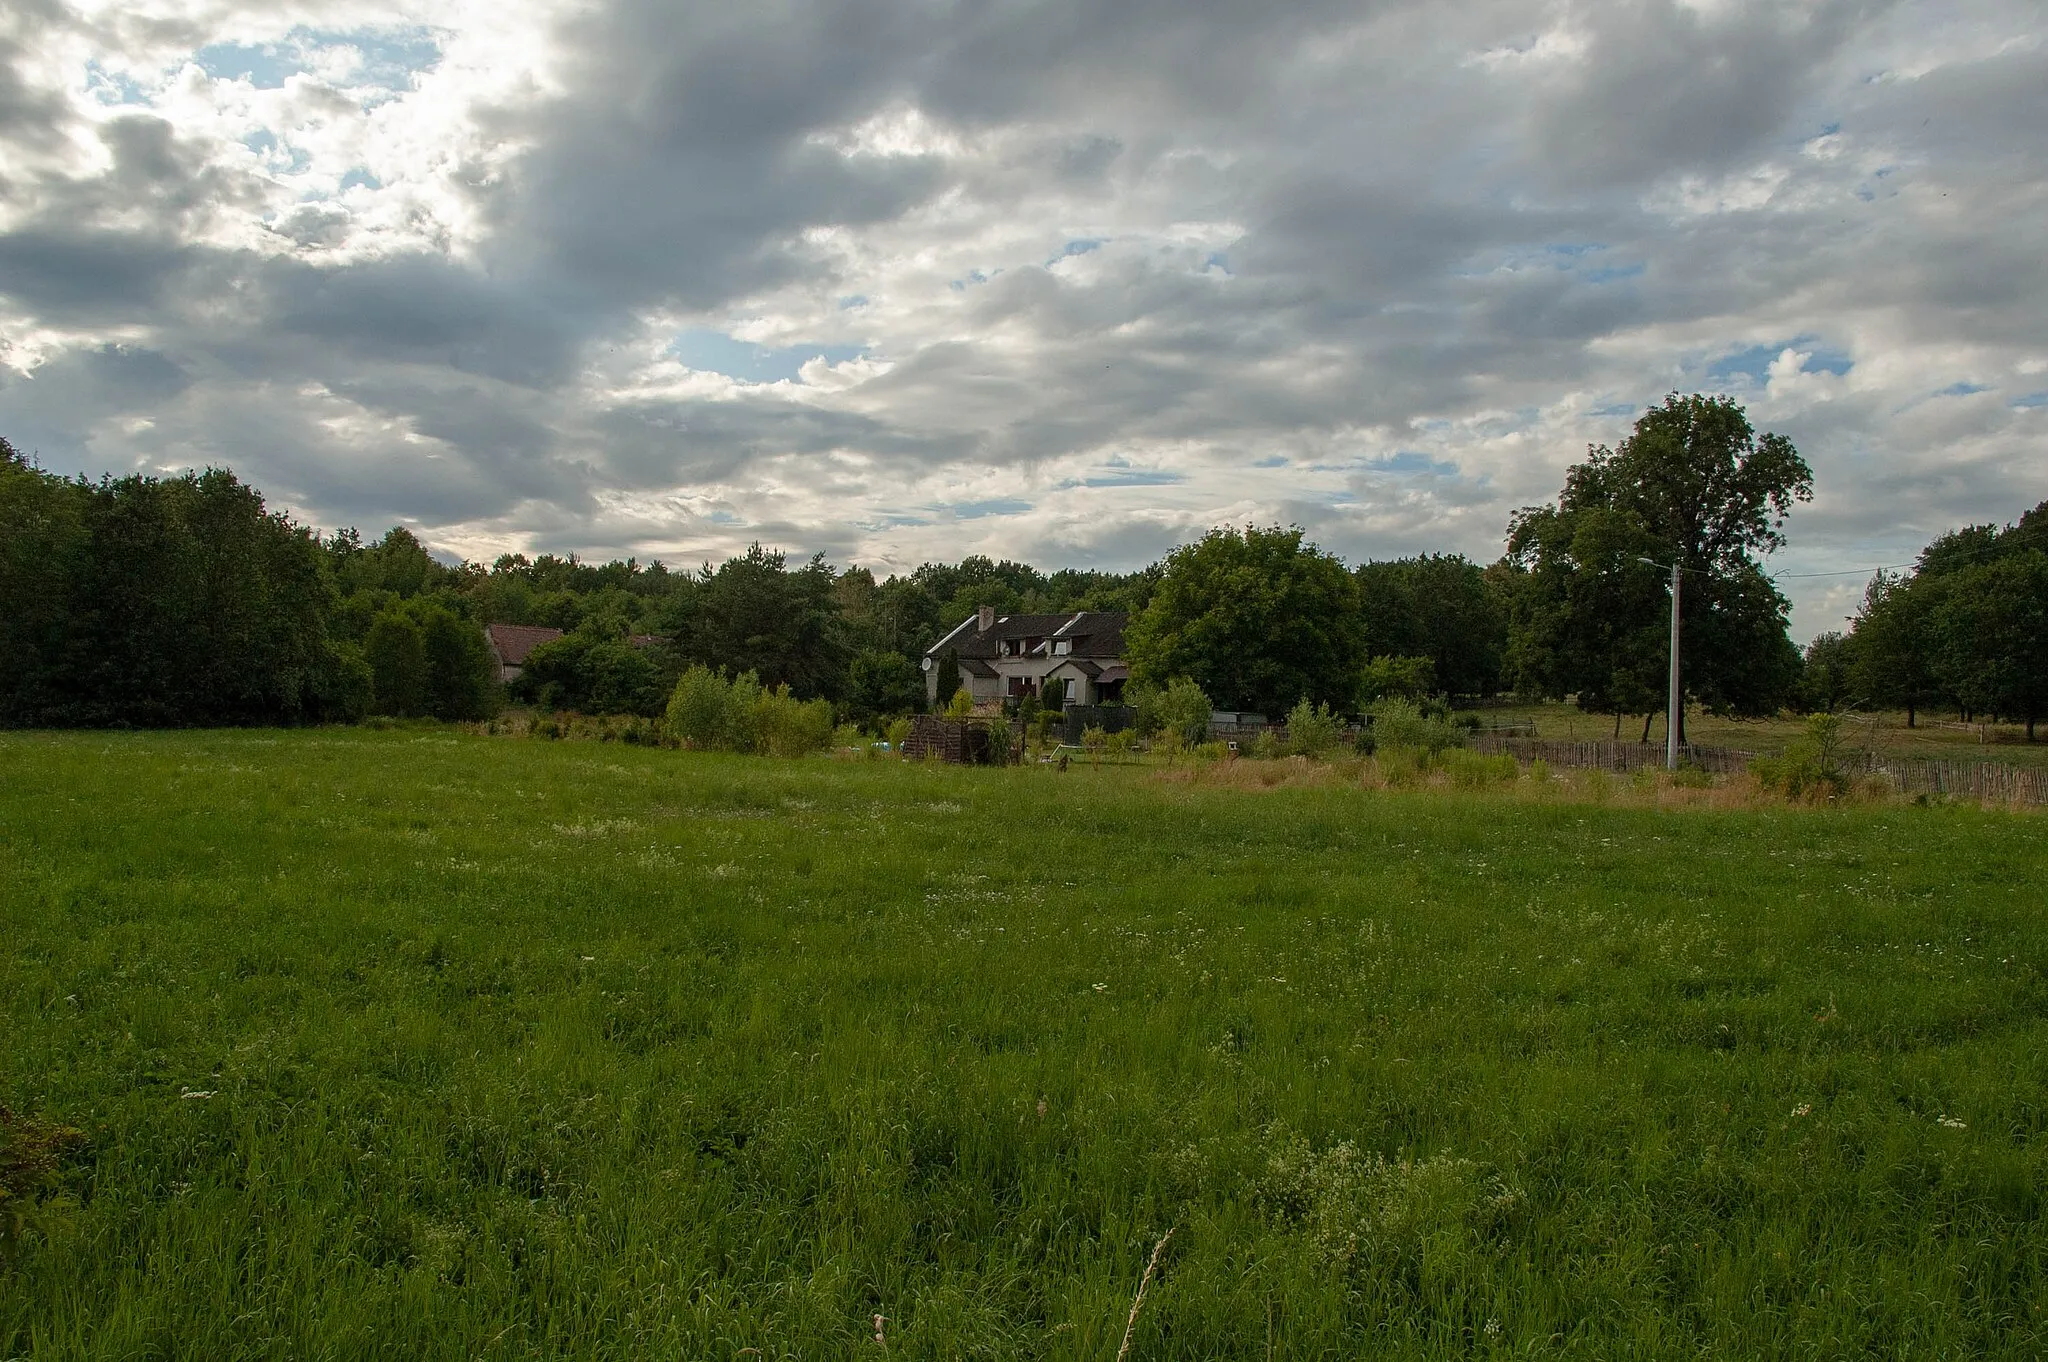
[662,667,830,757]
[1156,677,1212,744]
[1285,699,1343,758]
[665,665,730,748]
[1753,712,1851,801]
[1366,698,1465,755]
[1249,728,1282,760]
[884,717,912,752]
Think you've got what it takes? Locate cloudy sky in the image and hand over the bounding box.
[1,0,2042,637]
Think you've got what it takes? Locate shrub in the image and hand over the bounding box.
[1156,677,1211,745]
[1753,712,1851,801]
[884,717,912,752]
[946,688,975,718]
[1285,698,1343,758]
[753,684,834,757]
[665,665,729,748]
[1250,728,1282,760]
[1082,725,1107,763]
[1366,698,1464,755]
[1358,654,1435,704]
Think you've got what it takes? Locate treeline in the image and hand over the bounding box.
[1804,506,2048,738]
[10,394,2040,738]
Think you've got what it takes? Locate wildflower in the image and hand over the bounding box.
[1790,1103,1812,1118]
[1036,1097,1048,1119]
[179,1090,216,1100]
[1937,1114,1966,1129]
[873,1314,886,1347]
[1484,1317,1501,1339]
[1093,982,1107,992]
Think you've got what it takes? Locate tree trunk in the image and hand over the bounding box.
[1640,711,1653,744]
[1613,710,1622,741]
[1906,702,1915,729]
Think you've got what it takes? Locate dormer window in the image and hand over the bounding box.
[1053,640,1070,655]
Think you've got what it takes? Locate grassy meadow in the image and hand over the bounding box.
[3,729,2045,1359]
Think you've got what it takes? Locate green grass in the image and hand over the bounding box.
[1485,699,2048,767]
[3,729,2045,1359]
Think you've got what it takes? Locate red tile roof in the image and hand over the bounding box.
[485,623,563,666]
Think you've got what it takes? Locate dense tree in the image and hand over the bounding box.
[1929,553,2048,740]
[1125,525,1363,714]
[1844,502,2048,734]
[1506,394,1810,739]
[1846,571,1940,726]
[0,452,349,727]
[1796,631,1855,713]
[1354,554,1506,698]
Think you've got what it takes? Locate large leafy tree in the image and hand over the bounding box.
[1125,525,1363,714]
[671,543,849,699]
[1506,394,1811,740]
[1354,554,1507,699]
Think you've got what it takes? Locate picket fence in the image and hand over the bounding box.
[1469,734,2048,805]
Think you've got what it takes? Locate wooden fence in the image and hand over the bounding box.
[1469,735,2047,804]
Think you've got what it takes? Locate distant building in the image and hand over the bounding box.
[922,607,1129,708]
[484,624,563,684]
[483,624,669,685]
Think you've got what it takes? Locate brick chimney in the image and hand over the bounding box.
[978,604,995,632]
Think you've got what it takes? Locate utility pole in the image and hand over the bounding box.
[1641,557,1682,771]
[1665,559,1681,771]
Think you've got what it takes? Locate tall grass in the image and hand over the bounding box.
[2,729,2044,1358]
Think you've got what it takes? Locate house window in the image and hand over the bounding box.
[1053,640,1070,655]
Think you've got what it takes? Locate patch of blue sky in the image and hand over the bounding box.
[339,168,383,192]
[1368,451,1459,476]
[196,26,443,92]
[838,295,868,310]
[2011,392,2048,409]
[949,268,998,292]
[1936,381,1987,397]
[197,41,300,87]
[704,509,744,526]
[1708,338,1851,385]
[84,61,151,105]
[1047,238,1104,267]
[1591,402,1637,417]
[1581,261,1644,284]
[1252,455,1287,468]
[1060,470,1185,489]
[1204,252,1232,275]
[669,329,864,384]
[940,499,1033,520]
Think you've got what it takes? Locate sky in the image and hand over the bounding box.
[1,0,2043,640]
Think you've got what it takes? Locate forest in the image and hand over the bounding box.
[2,392,2044,738]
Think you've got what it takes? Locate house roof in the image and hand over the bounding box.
[485,623,563,666]
[926,610,1128,661]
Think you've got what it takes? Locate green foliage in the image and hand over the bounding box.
[1358,654,1436,704]
[1752,711,1853,800]
[884,717,911,752]
[1505,394,1809,732]
[1284,698,1343,757]
[662,667,832,756]
[1354,555,1506,698]
[664,664,731,748]
[1797,631,1856,713]
[0,459,345,727]
[933,650,961,710]
[364,611,428,717]
[946,687,975,718]
[1156,677,1212,744]
[843,648,922,725]
[1125,524,1364,713]
[1365,697,1466,755]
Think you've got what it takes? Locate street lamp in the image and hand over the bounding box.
[1639,557,1681,771]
